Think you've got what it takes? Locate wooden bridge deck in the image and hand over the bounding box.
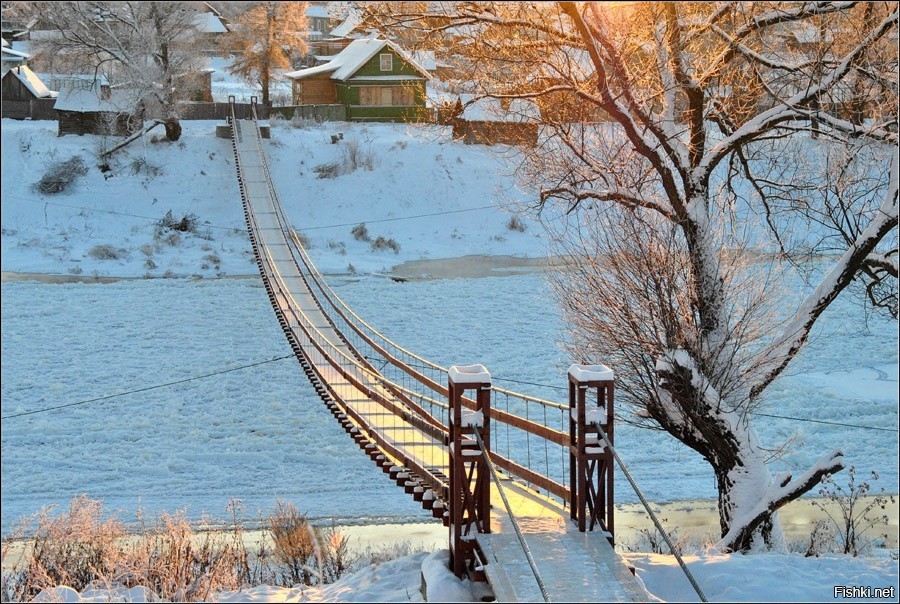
[229,115,649,602]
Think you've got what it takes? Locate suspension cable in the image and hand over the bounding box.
[594,423,708,603]
[472,429,551,603]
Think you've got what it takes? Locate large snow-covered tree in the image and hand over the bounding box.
[362,1,898,552]
[25,1,209,141]
[224,1,309,108]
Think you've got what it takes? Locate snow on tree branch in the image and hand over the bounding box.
[749,148,899,398]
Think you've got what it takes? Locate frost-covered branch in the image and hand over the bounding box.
[749,148,899,398]
[699,8,898,178]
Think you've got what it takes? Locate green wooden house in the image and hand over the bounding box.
[285,38,431,122]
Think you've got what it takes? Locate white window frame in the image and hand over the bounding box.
[379,53,393,72]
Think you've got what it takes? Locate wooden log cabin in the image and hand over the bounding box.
[285,38,432,122]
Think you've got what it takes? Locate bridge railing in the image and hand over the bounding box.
[238,102,452,493]
[238,102,574,506]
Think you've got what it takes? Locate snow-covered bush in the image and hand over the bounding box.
[812,467,896,556]
[313,162,341,179]
[371,236,400,254]
[156,210,198,234]
[341,138,374,172]
[1,496,367,602]
[506,214,526,232]
[87,244,127,260]
[34,156,88,195]
[351,223,370,242]
[266,499,351,586]
[129,157,162,177]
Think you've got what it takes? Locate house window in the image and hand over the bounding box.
[379,53,393,71]
[359,86,415,106]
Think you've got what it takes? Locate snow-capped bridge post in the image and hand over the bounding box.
[568,364,615,541]
[448,364,492,579]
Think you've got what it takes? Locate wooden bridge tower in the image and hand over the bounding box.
[568,364,615,541]
[448,364,492,578]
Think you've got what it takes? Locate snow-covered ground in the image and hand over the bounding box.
[2,117,898,602]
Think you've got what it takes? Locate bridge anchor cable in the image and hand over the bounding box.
[594,423,708,603]
[472,429,551,603]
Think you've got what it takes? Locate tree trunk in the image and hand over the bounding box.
[713,442,784,552]
[163,118,182,142]
[655,351,845,552]
[261,68,270,109]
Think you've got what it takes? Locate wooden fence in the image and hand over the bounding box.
[178,101,346,122]
[1,98,57,120]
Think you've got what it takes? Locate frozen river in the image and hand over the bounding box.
[2,271,897,532]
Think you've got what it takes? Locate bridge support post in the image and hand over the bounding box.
[568,364,615,542]
[448,364,492,579]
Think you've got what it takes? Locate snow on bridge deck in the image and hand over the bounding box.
[230,116,649,603]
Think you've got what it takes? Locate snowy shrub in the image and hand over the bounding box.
[621,520,685,556]
[291,115,318,129]
[87,244,127,260]
[1,497,370,602]
[812,467,896,556]
[506,215,526,232]
[371,236,400,254]
[266,500,351,587]
[157,210,198,234]
[800,520,837,558]
[314,162,341,179]
[294,230,312,249]
[357,540,426,567]
[201,254,221,270]
[129,157,162,176]
[341,138,374,172]
[162,231,181,247]
[34,156,88,195]
[351,223,370,242]
[1,496,127,602]
[327,240,346,255]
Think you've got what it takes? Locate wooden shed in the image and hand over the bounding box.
[2,65,55,100]
[54,86,141,136]
[1,65,57,119]
[452,98,539,146]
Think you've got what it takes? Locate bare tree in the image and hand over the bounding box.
[26,1,209,141]
[224,1,309,108]
[361,1,898,552]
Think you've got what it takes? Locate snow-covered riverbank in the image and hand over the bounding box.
[3,117,897,601]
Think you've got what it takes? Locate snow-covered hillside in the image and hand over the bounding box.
[1,119,545,278]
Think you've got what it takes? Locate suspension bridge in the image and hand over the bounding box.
[225,99,697,602]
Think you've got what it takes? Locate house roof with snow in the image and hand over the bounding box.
[461,97,541,123]
[37,73,110,92]
[329,7,363,38]
[5,65,57,98]
[408,50,437,72]
[2,45,29,63]
[53,86,141,113]
[306,4,331,19]
[285,38,431,82]
[192,11,227,34]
